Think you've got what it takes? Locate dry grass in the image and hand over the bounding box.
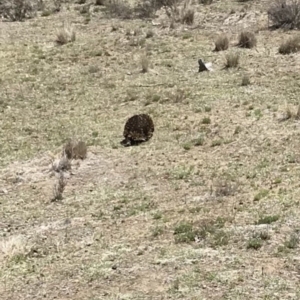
[56,23,76,45]
[214,34,229,52]
[0,235,30,262]
[279,35,300,54]
[237,31,257,49]
[2,1,300,299]
[224,52,240,68]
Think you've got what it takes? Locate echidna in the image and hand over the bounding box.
[121,114,154,147]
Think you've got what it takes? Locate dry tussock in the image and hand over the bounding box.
[56,23,76,45]
[279,103,300,121]
[0,235,30,261]
[224,52,240,68]
[63,140,87,160]
[279,36,300,54]
[214,34,229,52]
[237,31,257,49]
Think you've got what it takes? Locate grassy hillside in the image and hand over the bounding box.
[1,0,300,299]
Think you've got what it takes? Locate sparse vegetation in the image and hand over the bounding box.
[247,233,266,250]
[237,31,257,49]
[201,117,211,124]
[192,136,204,146]
[256,215,280,225]
[174,222,196,243]
[214,179,237,197]
[2,1,300,298]
[182,142,192,150]
[253,189,269,201]
[284,232,299,249]
[214,34,229,51]
[279,36,300,54]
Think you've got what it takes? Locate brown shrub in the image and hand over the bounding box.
[237,31,257,49]
[214,34,229,52]
[279,36,300,54]
[268,0,300,29]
